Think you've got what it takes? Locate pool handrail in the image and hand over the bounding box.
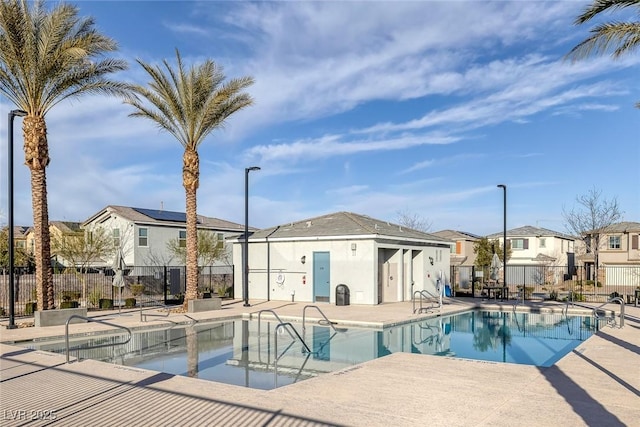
[413,290,439,314]
[302,305,338,332]
[257,309,295,339]
[65,315,132,363]
[593,297,625,328]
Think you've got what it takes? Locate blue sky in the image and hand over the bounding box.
[1,0,638,236]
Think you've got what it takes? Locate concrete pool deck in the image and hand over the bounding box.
[1,299,638,426]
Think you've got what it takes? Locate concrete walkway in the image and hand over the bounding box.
[1,299,638,426]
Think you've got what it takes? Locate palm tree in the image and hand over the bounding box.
[125,50,253,307]
[0,0,128,310]
[567,0,640,107]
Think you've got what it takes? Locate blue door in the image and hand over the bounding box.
[313,252,330,302]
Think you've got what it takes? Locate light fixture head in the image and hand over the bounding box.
[300,255,306,264]
[246,166,261,172]
[11,109,27,117]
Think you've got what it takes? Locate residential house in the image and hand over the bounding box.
[230,211,451,305]
[431,229,481,292]
[578,221,640,286]
[82,205,245,270]
[11,225,30,252]
[486,225,575,266]
[24,221,82,268]
[431,229,481,267]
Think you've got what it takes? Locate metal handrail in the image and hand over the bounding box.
[275,322,311,356]
[65,315,132,363]
[258,309,295,339]
[412,290,438,314]
[593,297,625,328]
[302,305,338,332]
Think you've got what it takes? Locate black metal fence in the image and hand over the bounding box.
[451,264,640,303]
[0,265,234,318]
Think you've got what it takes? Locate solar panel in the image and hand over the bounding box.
[133,207,187,223]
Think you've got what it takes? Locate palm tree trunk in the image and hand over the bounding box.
[23,116,54,310]
[183,148,200,307]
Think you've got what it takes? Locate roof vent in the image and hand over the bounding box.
[306,221,312,227]
[374,224,379,230]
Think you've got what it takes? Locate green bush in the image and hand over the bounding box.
[60,301,79,309]
[565,291,586,302]
[130,284,145,296]
[61,291,81,302]
[124,298,136,308]
[25,302,37,315]
[99,298,114,310]
[88,287,102,307]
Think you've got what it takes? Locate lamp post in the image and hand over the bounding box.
[497,184,507,302]
[243,166,260,307]
[7,109,27,329]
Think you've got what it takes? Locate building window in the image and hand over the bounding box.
[539,238,546,249]
[138,228,148,247]
[113,228,120,248]
[216,233,224,249]
[608,236,621,249]
[511,239,523,250]
[450,244,456,254]
[179,230,187,248]
[16,241,25,249]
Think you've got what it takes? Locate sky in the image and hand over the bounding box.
[0,0,638,237]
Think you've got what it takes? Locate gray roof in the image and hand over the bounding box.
[248,211,449,242]
[432,229,481,241]
[83,205,245,232]
[598,221,640,233]
[486,225,573,240]
[50,221,81,233]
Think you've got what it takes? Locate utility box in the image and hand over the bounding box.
[336,284,350,306]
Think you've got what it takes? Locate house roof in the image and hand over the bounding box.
[596,221,640,233]
[486,225,573,240]
[83,205,245,232]
[13,225,30,237]
[50,221,81,233]
[246,211,449,243]
[432,229,481,241]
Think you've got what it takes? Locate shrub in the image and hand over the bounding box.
[124,298,136,308]
[25,302,37,315]
[130,284,145,297]
[99,299,114,310]
[60,301,79,309]
[61,291,81,302]
[88,287,102,307]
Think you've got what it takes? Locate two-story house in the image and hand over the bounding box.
[82,205,246,270]
[578,221,640,287]
[486,225,575,266]
[25,221,82,268]
[431,230,481,267]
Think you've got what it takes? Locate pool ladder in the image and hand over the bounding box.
[413,290,439,314]
[593,297,625,328]
[65,315,132,363]
[263,305,342,388]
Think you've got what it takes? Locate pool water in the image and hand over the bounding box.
[22,310,597,390]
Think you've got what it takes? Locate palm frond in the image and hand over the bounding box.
[126,49,254,150]
[567,21,640,60]
[575,0,640,25]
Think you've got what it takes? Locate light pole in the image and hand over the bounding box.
[7,109,27,329]
[243,166,260,307]
[497,184,507,301]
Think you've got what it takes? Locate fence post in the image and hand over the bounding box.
[163,265,168,305]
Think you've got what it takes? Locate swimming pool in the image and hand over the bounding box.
[22,310,598,390]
